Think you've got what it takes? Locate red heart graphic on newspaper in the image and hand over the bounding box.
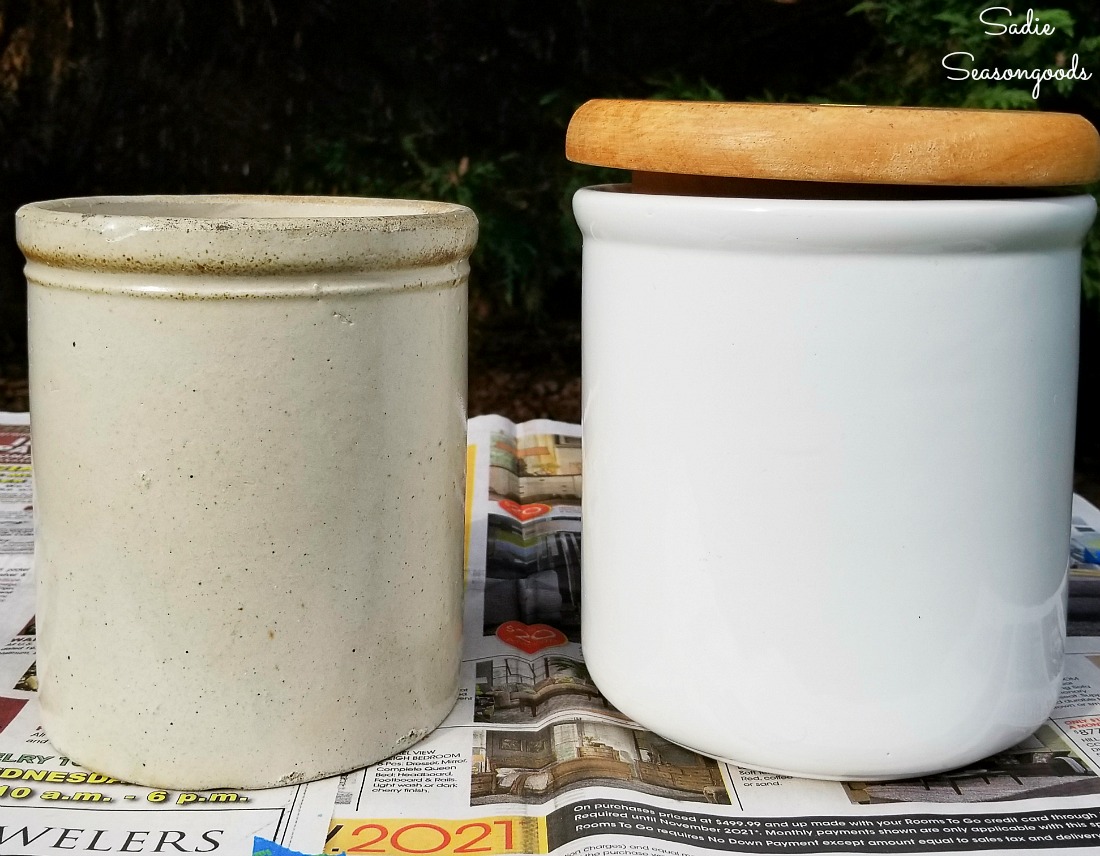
[498,500,552,521]
[496,621,568,654]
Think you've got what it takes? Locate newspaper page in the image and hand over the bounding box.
[1070,494,1100,635]
[0,414,338,856]
[322,415,1100,856]
[0,413,35,667]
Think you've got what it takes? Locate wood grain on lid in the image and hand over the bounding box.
[565,100,1100,187]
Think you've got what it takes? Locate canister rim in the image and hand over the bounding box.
[566,100,1100,188]
[21,194,471,222]
[16,194,479,276]
[572,184,1097,254]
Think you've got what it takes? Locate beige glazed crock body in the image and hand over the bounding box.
[17,195,477,789]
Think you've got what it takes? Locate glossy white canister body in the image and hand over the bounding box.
[575,186,1096,781]
[18,195,475,789]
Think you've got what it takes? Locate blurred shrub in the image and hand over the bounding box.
[261,0,866,320]
[839,1,1099,108]
[274,0,1100,313]
[277,126,616,316]
[832,0,1100,302]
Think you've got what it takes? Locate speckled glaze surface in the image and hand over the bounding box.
[17,195,476,789]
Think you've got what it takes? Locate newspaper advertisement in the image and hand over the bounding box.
[0,414,338,856]
[321,415,1100,856]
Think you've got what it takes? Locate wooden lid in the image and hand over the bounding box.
[566,100,1100,187]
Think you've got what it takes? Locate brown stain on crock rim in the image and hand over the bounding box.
[16,194,479,277]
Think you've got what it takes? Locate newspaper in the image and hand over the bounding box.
[6,410,1100,856]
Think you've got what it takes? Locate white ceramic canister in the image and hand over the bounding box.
[568,101,1100,780]
[17,195,476,789]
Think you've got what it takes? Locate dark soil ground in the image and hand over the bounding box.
[468,314,581,425]
[0,365,26,414]
[0,314,582,423]
[478,315,1100,504]
[1,315,1098,503]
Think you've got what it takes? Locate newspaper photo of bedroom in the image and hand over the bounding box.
[845,725,1100,804]
[474,654,627,725]
[471,720,730,806]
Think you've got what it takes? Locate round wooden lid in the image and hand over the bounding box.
[566,100,1100,187]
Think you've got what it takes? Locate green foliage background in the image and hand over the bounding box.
[269,0,1100,311]
[830,1,1100,302]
